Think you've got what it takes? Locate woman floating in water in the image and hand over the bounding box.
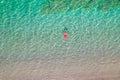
[64,31,68,39]
[63,27,68,39]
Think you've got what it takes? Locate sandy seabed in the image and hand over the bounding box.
[0,58,120,80]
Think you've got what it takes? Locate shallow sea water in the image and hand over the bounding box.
[0,0,120,80]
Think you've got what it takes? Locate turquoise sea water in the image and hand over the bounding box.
[0,0,120,62]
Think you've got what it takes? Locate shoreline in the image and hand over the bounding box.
[0,59,120,80]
